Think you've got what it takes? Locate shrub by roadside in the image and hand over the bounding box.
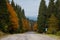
[56,31,60,36]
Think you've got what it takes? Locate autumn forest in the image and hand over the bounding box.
[0,0,60,36]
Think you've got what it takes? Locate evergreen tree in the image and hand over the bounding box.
[15,5,23,33]
[11,0,15,9]
[37,0,47,33]
[55,0,60,31]
[15,4,27,32]
[47,0,55,17]
[21,9,26,19]
[0,0,10,32]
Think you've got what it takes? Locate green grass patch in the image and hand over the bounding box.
[46,34,60,40]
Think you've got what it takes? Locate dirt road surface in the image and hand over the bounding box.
[0,32,59,40]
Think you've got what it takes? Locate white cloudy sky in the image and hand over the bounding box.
[10,0,49,18]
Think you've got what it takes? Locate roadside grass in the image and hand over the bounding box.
[0,31,6,37]
[0,31,10,38]
[46,34,60,40]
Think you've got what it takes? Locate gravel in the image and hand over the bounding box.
[0,32,59,40]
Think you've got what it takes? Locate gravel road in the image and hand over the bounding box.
[0,32,59,40]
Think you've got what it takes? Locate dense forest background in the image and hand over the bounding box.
[0,0,60,35]
[0,0,31,34]
[37,0,60,34]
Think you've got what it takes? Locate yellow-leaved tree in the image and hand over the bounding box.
[22,18,30,32]
[47,14,59,34]
[6,1,19,31]
[33,22,37,31]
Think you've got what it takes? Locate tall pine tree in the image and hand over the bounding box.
[16,5,23,33]
[37,0,47,33]
[21,9,26,19]
[0,0,10,32]
[55,0,60,31]
[11,0,15,8]
[47,14,59,34]
[47,0,55,18]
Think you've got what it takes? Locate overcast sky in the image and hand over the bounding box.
[10,0,49,18]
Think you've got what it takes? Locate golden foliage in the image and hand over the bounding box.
[22,18,30,31]
[47,14,59,33]
[33,22,37,31]
[6,2,19,29]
